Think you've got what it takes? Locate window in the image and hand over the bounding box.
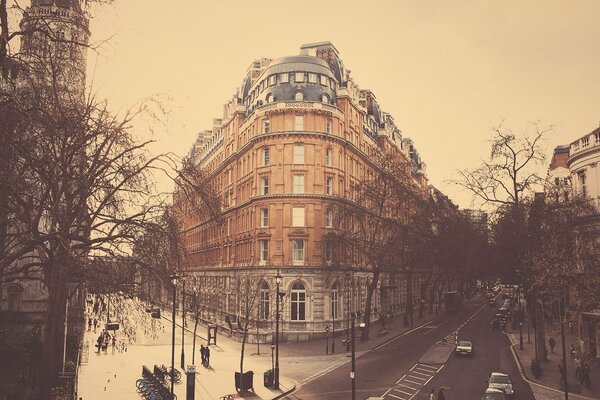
[293,144,304,164]
[268,75,276,85]
[259,240,269,262]
[261,176,269,195]
[295,92,304,101]
[320,75,328,85]
[326,176,333,195]
[262,147,270,166]
[291,282,306,320]
[331,284,338,320]
[321,94,329,103]
[578,172,587,197]
[263,119,270,134]
[325,148,333,166]
[325,240,333,261]
[260,208,269,227]
[293,174,305,193]
[280,73,290,83]
[259,282,270,320]
[295,72,304,82]
[326,119,332,134]
[7,285,23,312]
[266,93,273,103]
[308,73,317,83]
[295,115,304,131]
[325,208,333,228]
[292,207,305,227]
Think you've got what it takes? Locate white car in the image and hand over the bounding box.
[455,340,474,356]
[488,372,514,395]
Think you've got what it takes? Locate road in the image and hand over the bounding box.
[287,296,535,400]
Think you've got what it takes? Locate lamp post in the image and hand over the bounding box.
[527,316,531,344]
[325,325,330,355]
[169,273,180,394]
[274,270,282,390]
[181,279,186,370]
[270,343,275,373]
[519,322,524,350]
[350,314,356,400]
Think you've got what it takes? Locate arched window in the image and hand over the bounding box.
[331,284,339,320]
[266,93,273,103]
[321,94,329,103]
[259,282,270,320]
[295,92,304,101]
[291,282,306,321]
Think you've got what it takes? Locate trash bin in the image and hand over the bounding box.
[264,369,273,387]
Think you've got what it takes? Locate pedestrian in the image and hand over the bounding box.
[88,318,92,331]
[574,356,581,379]
[570,344,576,360]
[582,362,591,389]
[93,318,98,333]
[200,345,206,366]
[429,389,436,400]
[205,346,211,367]
[112,335,116,348]
[559,363,565,385]
[549,337,556,353]
[437,387,445,400]
[96,335,103,353]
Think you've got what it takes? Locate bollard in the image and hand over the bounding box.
[186,365,196,400]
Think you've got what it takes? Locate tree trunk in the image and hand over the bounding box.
[239,327,247,392]
[361,271,380,340]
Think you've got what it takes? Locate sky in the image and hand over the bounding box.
[84,0,600,209]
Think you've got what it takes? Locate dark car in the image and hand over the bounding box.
[481,388,507,400]
[481,388,508,400]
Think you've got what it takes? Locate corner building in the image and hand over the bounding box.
[179,42,428,342]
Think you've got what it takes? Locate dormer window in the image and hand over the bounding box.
[266,93,273,103]
[295,72,305,82]
[322,94,329,104]
[295,92,304,101]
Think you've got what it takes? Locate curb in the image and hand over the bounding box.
[272,381,297,399]
[506,335,596,400]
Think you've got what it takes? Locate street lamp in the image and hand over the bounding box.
[169,273,180,394]
[519,322,524,350]
[274,270,282,390]
[325,325,330,355]
[270,343,275,373]
[181,278,186,370]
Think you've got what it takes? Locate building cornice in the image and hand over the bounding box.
[567,145,600,168]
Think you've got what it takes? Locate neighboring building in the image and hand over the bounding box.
[0,1,90,398]
[177,42,429,341]
[547,145,571,204]
[566,126,600,362]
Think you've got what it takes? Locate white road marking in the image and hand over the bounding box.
[397,382,417,391]
[409,370,431,377]
[404,378,422,386]
[407,375,427,381]
[387,393,405,399]
[393,388,414,396]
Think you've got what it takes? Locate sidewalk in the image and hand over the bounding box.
[505,307,600,399]
[78,297,295,400]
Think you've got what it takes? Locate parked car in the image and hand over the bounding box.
[487,372,514,395]
[481,388,507,400]
[455,340,474,356]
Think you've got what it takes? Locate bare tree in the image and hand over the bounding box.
[332,147,428,339]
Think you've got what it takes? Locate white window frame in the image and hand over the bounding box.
[293,174,305,194]
[280,73,290,83]
[325,148,332,166]
[292,207,305,227]
[261,176,269,195]
[326,208,333,228]
[290,282,306,320]
[259,239,269,263]
[331,285,338,320]
[263,119,270,133]
[293,144,304,164]
[260,208,269,227]
[262,147,270,166]
[295,92,304,101]
[259,283,270,320]
[295,72,304,82]
[326,176,333,195]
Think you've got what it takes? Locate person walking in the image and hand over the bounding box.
[549,337,556,353]
[570,344,576,360]
[200,345,206,366]
[96,335,103,353]
[428,389,436,400]
[205,346,211,367]
[581,362,591,389]
[437,387,446,400]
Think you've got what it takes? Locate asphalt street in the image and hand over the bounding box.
[288,302,496,400]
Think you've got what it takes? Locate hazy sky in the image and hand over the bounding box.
[86,1,600,208]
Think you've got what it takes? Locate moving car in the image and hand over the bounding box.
[487,372,514,395]
[455,340,474,356]
[481,388,507,400]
